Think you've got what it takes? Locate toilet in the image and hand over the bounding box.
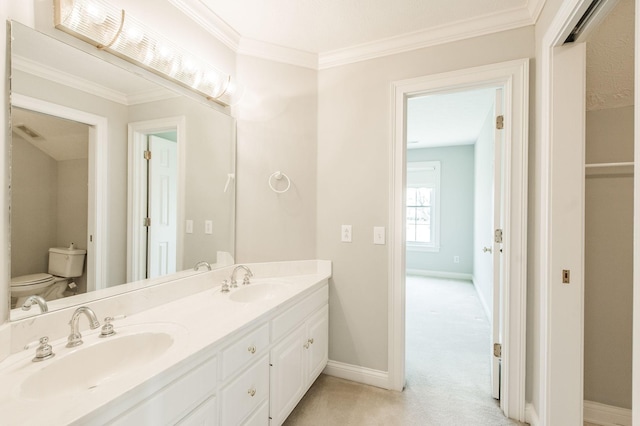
[11,246,87,308]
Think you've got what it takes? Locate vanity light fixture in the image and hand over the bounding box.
[53,0,236,105]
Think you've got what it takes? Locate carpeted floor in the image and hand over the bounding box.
[285,276,524,425]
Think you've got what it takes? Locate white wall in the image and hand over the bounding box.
[406,145,475,276]
[473,109,496,317]
[317,26,535,372]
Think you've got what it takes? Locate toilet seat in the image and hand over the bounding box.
[11,273,55,289]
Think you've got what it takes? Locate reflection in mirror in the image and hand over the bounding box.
[8,21,236,320]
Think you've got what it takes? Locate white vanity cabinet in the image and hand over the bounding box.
[269,291,329,426]
[69,281,328,426]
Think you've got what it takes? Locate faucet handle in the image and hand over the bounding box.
[242,274,251,285]
[221,280,230,293]
[99,317,117,338]
[33,336,55,362]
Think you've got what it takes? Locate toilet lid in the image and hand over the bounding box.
[11,273,54,288]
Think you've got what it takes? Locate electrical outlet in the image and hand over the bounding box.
[341,225,352,243]
[454,256,460,264]
[186,220,193,234]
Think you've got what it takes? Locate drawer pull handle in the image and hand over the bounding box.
[248,388,256,397]
[248,345,256,354]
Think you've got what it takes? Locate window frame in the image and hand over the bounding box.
[406,160,440,252]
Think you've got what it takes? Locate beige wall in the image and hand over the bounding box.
[11,135,58,277]
[317,26,534,371]
[584,106,633,409]
[234,55,318,263]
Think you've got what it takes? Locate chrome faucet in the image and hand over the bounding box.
[21,295,48,313]
[194,261,212,271]
[66,306,100,348]
[230,265,253,287]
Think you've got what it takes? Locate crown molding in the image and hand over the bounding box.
[12,55,177,106]
[167,0,240,51]
[237,38,318,69]
[172,1,542,71]
[528,0,547,24]
[318,7,535,69]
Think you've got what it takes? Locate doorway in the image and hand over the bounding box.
[389,59,529,421]
[11,94,108,293]
[127,117,186,282]
[404,87,504,404]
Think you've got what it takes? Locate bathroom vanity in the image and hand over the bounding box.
[0,260,331,425]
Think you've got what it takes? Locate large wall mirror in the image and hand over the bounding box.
[8,21,236,320]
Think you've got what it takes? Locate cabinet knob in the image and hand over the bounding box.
[247,345,256,354]
[308,338,314,345]
[248,388,256,397]
[303,342,310,349]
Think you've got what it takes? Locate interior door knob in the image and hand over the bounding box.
[483,246,493,253]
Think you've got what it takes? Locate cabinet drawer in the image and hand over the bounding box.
[221,355,269,425]
[112,355,217,425]
[221,323,269,381]
[272,285,328,342]
[177,395,217,426]
[242,400,269,426]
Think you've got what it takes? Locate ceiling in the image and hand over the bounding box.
[12,108,89,161]
[407,89,496,149]
[171,0,545,68]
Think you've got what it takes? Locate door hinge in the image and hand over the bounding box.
[144,150,152,160]
[496,115,504,130]
[143,217,151,227]
[494,229,503,244]
[494,343,502,358]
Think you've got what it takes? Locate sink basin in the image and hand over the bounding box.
[229,283,289,303]
[19,324,182,400]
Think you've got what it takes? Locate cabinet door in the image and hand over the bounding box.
[269,324,306,426]
[306,305,329,382]
[177,396,217,426]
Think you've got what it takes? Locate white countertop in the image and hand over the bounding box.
[0,260,331,425]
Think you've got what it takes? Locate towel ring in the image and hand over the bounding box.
[268,171,291,193]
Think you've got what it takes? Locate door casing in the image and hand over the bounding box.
[389,58,529,421]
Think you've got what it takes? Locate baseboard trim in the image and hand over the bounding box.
[323,360,390,390]
[525,403,540,426]
[471,275,492,321]
[406,269,473,281]
[584,400,632,426]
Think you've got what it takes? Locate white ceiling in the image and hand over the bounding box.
[407,89,496,149]
[171,0,545,68]
[12,108,89,162]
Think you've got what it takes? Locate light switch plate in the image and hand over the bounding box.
[341,225,352,242]
[186,220,193,234]
[205,220,213,234]
[373,226,385,245]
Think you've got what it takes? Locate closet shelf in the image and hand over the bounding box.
[585,162,634,176]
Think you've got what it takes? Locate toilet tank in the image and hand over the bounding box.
[48,247,87,278]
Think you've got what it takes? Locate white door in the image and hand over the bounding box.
[147,135,178,279]
[491,88,504,400]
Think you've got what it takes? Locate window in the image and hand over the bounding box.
[406,161,440,251]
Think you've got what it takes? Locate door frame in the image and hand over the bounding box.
[389,58,529,421]
[11,93,107,292]
[127,116,186,282]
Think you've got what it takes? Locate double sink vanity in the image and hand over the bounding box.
[0,260,331,425]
